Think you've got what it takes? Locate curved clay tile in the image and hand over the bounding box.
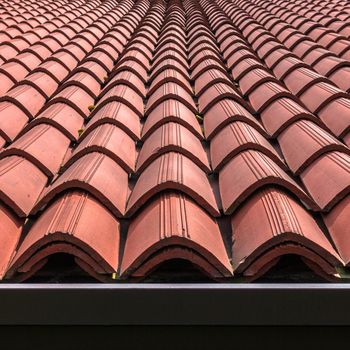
[227,48,260,71]
[194,69,232,97]
[239,68,280,96]
[317,97,350,137]
[198,82,251,114]
[129,247,226,280]
[217,25,238,43]
[191,48,222,71]
[94,42,120,62]
[0,155,47,217]
[148,68,192,96]
[189,29,215,47]
[203,98,267,140]
[261,42,293,64]
[278,120,350,174]
[36,59,71,83]
[113,59,148,83]
[105,69,146,97]
[131,35,156,53]
[1,84,46,118]
[20,71,59,98]
[48,85,94,117]
[23,102,84,141]
[8,191,120,279]
[243,244,339,282]
[64,124,136,173]
[146,82,197,115]
[272,56,310,80]
[9,258,49,283]
[324,195,350,265]
[153,41,187,63]
[283,67,331,97]
[299,82,348,114]
[158,29,186,48]
[76,60,108,83]
[231,57,266,81]
[87,50,114,73]
[256,41,285,61]
[260,97,322,137]
[313,55,350,77]
[0,124,70,176]
[191,58,227,80]
[96,84,144,118]
[86,101,141,141]
[0,102,29,142]
[16,242,108,275]
[151,58,189,82]
[136,122,210,173]
[157,33,186,52]
[152,50,189,71]
[48,50,79,72]
[141,99,203,140]
[0,44,19,62]
[188,28,214,45]
[189,43,220,64]
[252,34,277,53]
[60,71,101,98]
[31,152,129,217]
[211,121,285,172]
[120,192,232,278]
[0,62,29,95]
[231,188,342,279]
[303,47,334,66]
[328,66,350,92]
[220,34,247,54]
[157,30,186,45]
[119,49,151,71]
[219,149,318,214]
[12,51,42,71]
[0,203,23,279]
[248,81,297,113]
[300,151,350,211]
[126,152,220,217]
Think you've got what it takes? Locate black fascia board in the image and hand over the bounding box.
[0,283,350,326]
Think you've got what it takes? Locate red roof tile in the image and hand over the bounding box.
[121,192,232,279]
[8,191,120,279]
[231,188,341,280]
[136,122,210,173]
[1,0,350,282]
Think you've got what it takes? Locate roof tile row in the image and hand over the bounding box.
[0,0,349,282]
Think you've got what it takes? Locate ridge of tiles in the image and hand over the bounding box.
[0,0,349,283]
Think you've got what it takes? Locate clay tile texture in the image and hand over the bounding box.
[1,0,350,283]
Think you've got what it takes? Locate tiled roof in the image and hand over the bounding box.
[1,0,350,283]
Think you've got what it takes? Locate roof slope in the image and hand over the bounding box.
[0,0,350,282]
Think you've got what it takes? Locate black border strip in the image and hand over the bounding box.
[0,283,350,325]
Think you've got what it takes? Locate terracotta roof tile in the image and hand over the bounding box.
[0,124,70,176]
[142,99,203,140]
[210,121,285,172]
[219,149,318,214]
[231,187,342,280]
[1,0,350,282]
[136,122,210,173]
[300,151,350,210]
[121,192,232,279]
[278,119,350,174]
[8,191,120,279]
[126,151,220,217]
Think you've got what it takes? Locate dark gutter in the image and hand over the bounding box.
[0,283,350,325]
